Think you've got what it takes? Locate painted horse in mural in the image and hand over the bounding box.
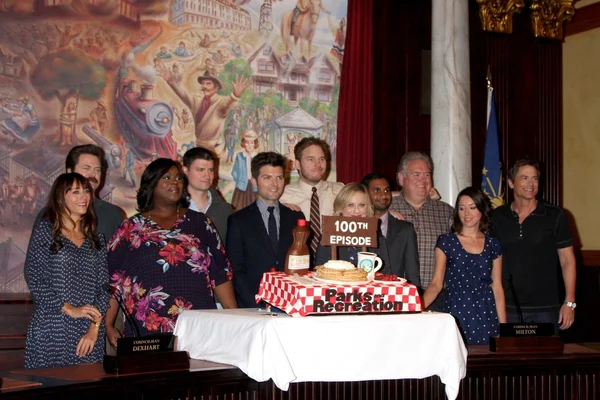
[281,0,330,60]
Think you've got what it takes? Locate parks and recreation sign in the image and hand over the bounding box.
[321,216,379,248]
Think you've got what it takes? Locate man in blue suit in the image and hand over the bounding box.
[227,152,306,308]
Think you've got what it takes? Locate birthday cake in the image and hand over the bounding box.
[256,271,422,317]
[315,260,368,282]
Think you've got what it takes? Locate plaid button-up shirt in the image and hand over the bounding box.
[390,192,454,288]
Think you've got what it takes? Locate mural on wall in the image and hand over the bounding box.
[0,0,347,293]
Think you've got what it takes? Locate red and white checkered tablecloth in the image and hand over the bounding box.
[256,272,421,317]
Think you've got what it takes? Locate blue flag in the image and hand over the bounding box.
[481,88,504,208]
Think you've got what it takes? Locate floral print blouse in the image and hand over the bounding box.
[108,210,232,336]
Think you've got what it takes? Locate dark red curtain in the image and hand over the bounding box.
[336,0,373,184]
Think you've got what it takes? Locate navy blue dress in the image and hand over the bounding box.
[24,220,109,368]
[436,233,502,344]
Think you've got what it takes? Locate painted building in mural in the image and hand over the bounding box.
[0,0,347,293]
[169,0,251,30]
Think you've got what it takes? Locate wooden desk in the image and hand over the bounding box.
[0,344,598,399]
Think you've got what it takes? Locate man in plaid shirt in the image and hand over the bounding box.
[390,152,453,311]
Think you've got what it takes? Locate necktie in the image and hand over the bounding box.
[195,96,211,123]
[268,206,278,251]
[309,187,321,254]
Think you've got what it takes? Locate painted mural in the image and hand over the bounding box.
[0,0,347,293]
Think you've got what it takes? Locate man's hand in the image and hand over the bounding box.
[282,203,302,212]
[389,209,405,220]
[156,63,170,81]
[558,304,575,330]
[232,75,251,98]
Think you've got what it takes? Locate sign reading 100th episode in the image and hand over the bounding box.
[321,216,379,248]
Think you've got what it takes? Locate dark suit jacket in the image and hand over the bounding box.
[226,201,305,308]
[373,215,421,288]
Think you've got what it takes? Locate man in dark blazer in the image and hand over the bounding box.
[362,173,421,288]
[227,152,305,308]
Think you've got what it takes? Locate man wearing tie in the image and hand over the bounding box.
[280,137,344,261]
[361,173,421,289]
[160,67,250,156]
[227,152,305,308]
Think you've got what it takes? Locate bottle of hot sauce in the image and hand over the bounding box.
[284,219,310,275]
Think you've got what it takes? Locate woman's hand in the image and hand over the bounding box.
[76,327,99,357]
[106,325,122,349]
[62,303,102,321]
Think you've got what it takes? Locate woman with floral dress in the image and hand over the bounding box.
[105,158,236,347]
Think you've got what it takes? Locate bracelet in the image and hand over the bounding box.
[94,321,101,328]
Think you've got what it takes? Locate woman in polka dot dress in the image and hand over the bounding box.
[423,187,506,344]
[24,173,109,368]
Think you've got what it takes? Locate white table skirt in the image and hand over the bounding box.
[174,309,467,399]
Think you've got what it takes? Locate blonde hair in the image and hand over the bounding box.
[333,183,374,217]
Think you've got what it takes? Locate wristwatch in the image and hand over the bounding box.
[563,301,577,310]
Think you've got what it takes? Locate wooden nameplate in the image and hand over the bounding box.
[498,323,555,337]
[490,336,564,354]
[104,333,189,374]
[103,351,190,374]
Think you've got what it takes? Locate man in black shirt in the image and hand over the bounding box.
[491,159,576,330]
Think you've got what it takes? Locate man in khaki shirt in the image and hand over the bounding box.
[280,137,344,222]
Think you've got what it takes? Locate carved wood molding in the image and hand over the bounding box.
[477,0,525,33]
[565,2,600,37]
[530,0,578,39]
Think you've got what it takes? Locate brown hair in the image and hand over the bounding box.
[451,187,492,234]
[508,159,540,183]
[294,137,331,163]
[43,173,100,253]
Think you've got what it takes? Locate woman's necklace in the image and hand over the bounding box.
[146,205,180,226]
[458,233,484,243]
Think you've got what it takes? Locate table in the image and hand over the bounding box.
[174,309,468,399]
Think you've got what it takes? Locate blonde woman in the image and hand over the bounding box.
[315,183,373,265]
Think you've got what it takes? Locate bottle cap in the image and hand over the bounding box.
[297,219,307,227]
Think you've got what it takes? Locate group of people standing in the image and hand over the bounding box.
[23,137,576,369]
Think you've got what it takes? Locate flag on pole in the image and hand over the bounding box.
[481,86,504,208]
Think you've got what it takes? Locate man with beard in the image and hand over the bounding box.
[31,144,125,243]
[160,67,250,157]
[361,173,421,288]
[280,137,344,258]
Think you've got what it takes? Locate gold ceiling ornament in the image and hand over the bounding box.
[477,0,525,34]
[530,0,578,39]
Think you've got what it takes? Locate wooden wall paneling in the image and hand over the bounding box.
[0,295,33,371]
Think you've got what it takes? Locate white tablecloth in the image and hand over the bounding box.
[174,309,467,399]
